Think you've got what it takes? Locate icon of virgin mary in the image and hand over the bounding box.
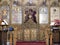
[24,9,37,23]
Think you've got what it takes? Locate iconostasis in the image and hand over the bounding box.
[0,0,60,42]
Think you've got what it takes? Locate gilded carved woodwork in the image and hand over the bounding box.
[0,0,60,45]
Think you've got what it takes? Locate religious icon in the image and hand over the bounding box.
[39,7,48,24]
[50,7,60,22]
[1,6,9,24]
[12,6,22,24]
[24,9,37,24]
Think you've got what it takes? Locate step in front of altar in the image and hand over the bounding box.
[16,41,46,45]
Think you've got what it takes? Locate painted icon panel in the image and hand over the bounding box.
[23,6,38,28]
[11,5,22,24]
[1,6,9,24]
[39,7,48,24]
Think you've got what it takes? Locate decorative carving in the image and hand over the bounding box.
[23,0,38,6]
[40,0,47,6]
[25,2,36,6]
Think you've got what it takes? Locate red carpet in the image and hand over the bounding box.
[16,41,46,45]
